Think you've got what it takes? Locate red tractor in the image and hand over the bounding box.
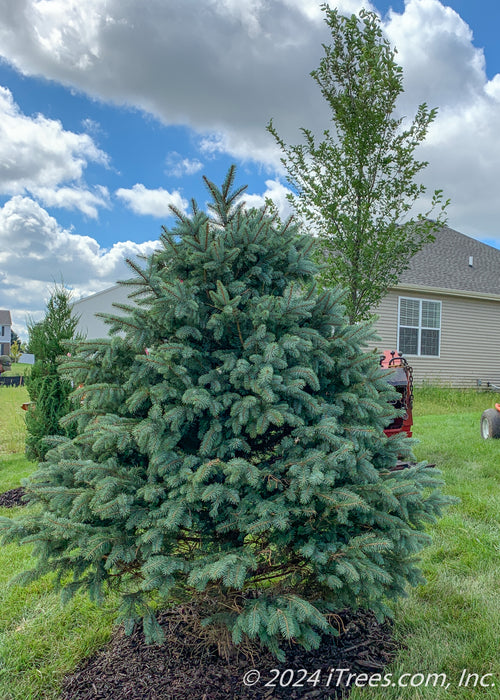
[380,350,414,439]
[379,351,419,471]
[481,386,500,438]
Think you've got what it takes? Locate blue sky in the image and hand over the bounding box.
[1,0,500,337]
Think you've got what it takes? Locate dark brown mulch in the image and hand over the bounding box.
[0,486,27,507]
[61,606,400,700]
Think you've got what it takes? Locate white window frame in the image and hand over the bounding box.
[398,297,441,358]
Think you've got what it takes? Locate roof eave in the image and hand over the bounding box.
[391,283,500,302]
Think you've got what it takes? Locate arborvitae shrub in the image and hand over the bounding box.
[1,168,453,658]
[0,354,11,369]
[25,286,80,461]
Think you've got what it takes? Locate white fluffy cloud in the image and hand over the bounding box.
[242,179,294,220]
[0,85,109,216]
[1,0,499,241]
[0,0,369,169]
[165,153,203,178]
[0,196,158,333]
[115,184,188,217]
[382,0,500,238]
[0,0,499,243]
[384,0,484,110]
[33,185,110,218]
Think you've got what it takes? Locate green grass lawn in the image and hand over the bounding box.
[0,386,117,700]
[0,387,32,456]
[0,386,499,699]
[350,386,500,700]
[1,363,32,378]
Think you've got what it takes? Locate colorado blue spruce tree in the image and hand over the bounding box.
[2,168,452,658]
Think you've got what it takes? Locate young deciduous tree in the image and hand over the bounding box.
[268,5,448,323]
[25,285,81,460]
[2,169,452,658]
[9,340,22,363]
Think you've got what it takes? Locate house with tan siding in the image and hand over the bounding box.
[368,226,500,388]
[73,226,500,388]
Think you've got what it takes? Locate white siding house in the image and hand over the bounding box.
[0,310,12,356]
[73,285,139,339]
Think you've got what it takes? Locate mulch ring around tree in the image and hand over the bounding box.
[61,605,401,700]
[0,486,27,508]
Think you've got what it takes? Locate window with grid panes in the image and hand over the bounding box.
[398,297,441,356]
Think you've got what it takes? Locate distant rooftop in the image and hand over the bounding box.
[398,225,500,296]
[0,310,12,325]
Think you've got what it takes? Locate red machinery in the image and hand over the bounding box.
[480,402,500,439]
[380,350,414,439]
[379,350,420,471]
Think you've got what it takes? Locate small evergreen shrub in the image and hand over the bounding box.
[1,169,453,658]
[0,354,12,370]
[25,286,80,461]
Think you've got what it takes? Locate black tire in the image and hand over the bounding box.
[480,408,500,439]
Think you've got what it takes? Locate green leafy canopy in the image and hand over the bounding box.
[268,5,449,323]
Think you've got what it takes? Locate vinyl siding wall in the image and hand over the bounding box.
[73,285,138,339]
[368,289,500,388]
[0,326,11,344]
[0,324,11,356]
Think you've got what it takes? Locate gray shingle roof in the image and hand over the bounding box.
[0,310,12,325]
[397,226,500,296]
